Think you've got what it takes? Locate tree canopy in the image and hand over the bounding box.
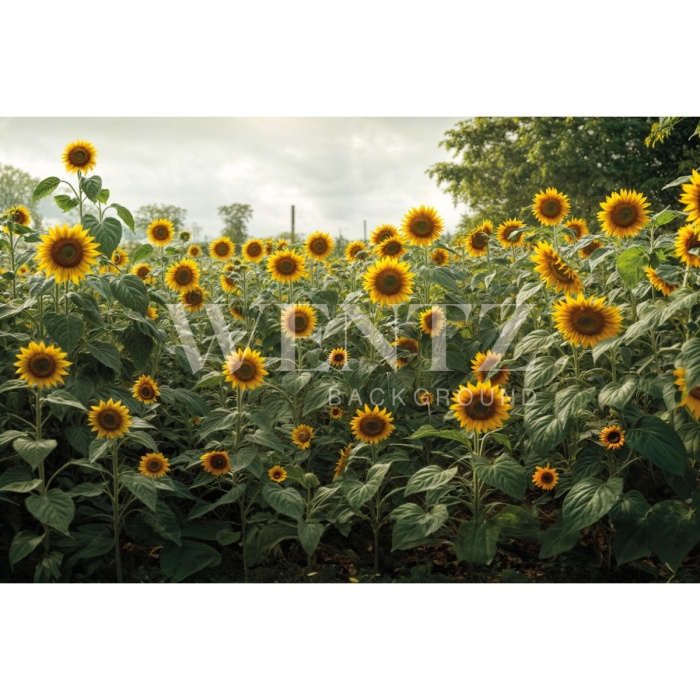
[218,203,253,245]
[0,163,44,228]
[134,203,188,233]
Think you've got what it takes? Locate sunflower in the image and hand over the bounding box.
[598,189,650,238]
[281,304,317,339]
[376,235,407,259]
[329,406,344,419]
[222,347,268,391]
[180,231,191,242]
[600,426,625,450]
[578,239,603,259]
[563,218,589,243]
[552,294,623,349]
[267,249,307,282]
[450,381,511,434]
[419,306,446,338]
[165,259,201,292]
[673,224,700,268]
[146,218,175,247]
[3,204,32,227]
[674,368,700,419]
[363,257,414,306]
[471,350,510,386]
[532,188,570,226]
[242,239,265,263]
[394,336,419,367]
[465,228,490,257]
[62,140,97,175]
[531,241,584,295]
[14,341,71,390]
[229,302,245,322]
[277,239,290,250]
[187,244,202,257]
[400,206,444,246]
[87,399,132,439]
[370,224,399,245]
[108,248,127,268]
[181,286,207,312]
[220,271,238,293]
[268,465,287,483]
[291,424,315,450]
[532,464,558,490]
[209,236,235,261]
[431,248,449,266]
[333,444,353,479]
[645,267,677,296]
[496,218,527,248]
[146,306,158,320]
[265,240,275,255]
[132,263,152,280]
[306,231,334,261]
[418,391,434,406]
[350,404,395,444]
[680,169,700,224]
[17,264,29,275]
[138,452,170,478]
[345,240,367,262]
[132,375,160,404]
[328,347,349,367]
[201,451,231,477]
[35,223,100,284]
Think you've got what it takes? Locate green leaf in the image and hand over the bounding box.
[109,274,148,315]
[88,340,122,373]
[187,483,245,520]
[89,216,122,258]
[25,489,75,536]
[303,381,338,415]
[472,455,527,500]
[13,437,58,469]
[525,412,569,454]
[159,387,209,417]
[80,175,102,202]
[298,521,325,556]
[561,477,623,533]
[160,540,222,583]
[404,465,458,496]
[616,245,649,288]
[124,431,158,453]
[609,490,650,528]
[572,443,605,482]
[0,430,28,448]
[34,551,63,582]
[342,462,391,511]
[97,188,110,204]
[263,485,304,520]
[53,194,79,212]
[613,522,651,565]
[598,376,638,410]
[524,355,570,390]
[131,243,153,264]
[539,523,580,558]
[652,209,683,227]
[453,521,499,564]
[645,500,700,571]
[9,530,45,566]
[409,426,473,447]
[391,503,449,551]
[553,385,596,423]
[43,312,84,352]
[33,176,61,200]
[626,415,687,476]
[678,337,700,391]
[43,389,86,411]
[512,329,558,359]
[120,471,158,512]
[113,203,135,232]
[0,465,33,491]
[0,477,42,493]
[142,502,182,545]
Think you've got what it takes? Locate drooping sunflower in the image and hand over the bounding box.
[680,169,700,224]
[242,239,265,263]
[673,224,700,268]
[35,223,100,284]
[146,306,158,320]
[201,451,231,477]
[350,404,395,444]
[345,240,367,262]
[138,452,171,478]
[181,286,207,312]
[333,444,353,479]
[291,424,315,450]
[165,259,201,292]
[267,249,307,282]
[329,406,344,419]
[281,304,317,339]
[132,263,152,280]
[209,236,235,261]
[87,399,132,439]
[187,244,202,257]
[305,231,334,261]
[400,206,444,246]
[268,465,287,483]
[552,294,623,349]
[229,302,245,322]
[220,270,238,293]
[431,248,449,266]
[394,336,419,367]
[363,257,415,306]
[370,224,399,245]
[14,341,71,390]
[645,266,677,296]
[598,189,651,238]
[146,218,175,247]
[376,235,407,259]
[465,228,490,257]
[674,368,700,419]
[419,306,446,338]
[62,139,97,174]
[132,375,160,404]
[3,204,32,227]
[471,350,510,386]
[531,241,584,295]
[578,239,603,259]
[532,188,570,226]
[264,239,275,255]
[449,381,511,434]
[600,426,626,450]
[111,248,129,268]
[222,347,268,391]
[563,218,589,244]
[180,231,191,242]
[532,464,559,490]
[418,391,434,406]
[328,347,349,367]
[496,218,527,248]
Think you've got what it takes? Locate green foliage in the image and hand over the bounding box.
[218,202,253,245]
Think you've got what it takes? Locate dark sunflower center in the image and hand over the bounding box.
[140,385,154,399]
[98,410,120,430]
[425,313,434,329]
[70,147,89,165]
[29,355,56,378]
[298,430,310,442]
[148,460,162,472]
[215,243,229,256]
[686,235,700,255]
[607,431,621,443]
[474,232,489,247]
[551,260,573,282]
[583,241,601,255]
[613,204,637,227]
[176,268,193,284]
[114,255,123,265]
[384,241,401,255]
[211,455,227,469]
[136,267,149,279]
[311,239,327,254]
[574,311,604,335]
[53,239,83,267]
[186,291,203,305]
[294,314,309,332]
[248,244,262,257]
[464,395,496,420]
[541,472,554,484]
[376,231,392,243]
[334,353,344,363]
[278,259,296,274]
[236,361,255,380]
[543,199,561,216]
[413,219,430,236]
[377,270,400,293]
[153,226,168,240]
[690,387,700,400]
[360,416,385,436]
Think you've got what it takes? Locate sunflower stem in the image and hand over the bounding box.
[35,386,51,555]
[112,440,124,583]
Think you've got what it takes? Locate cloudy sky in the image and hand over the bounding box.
[0,117,466,241]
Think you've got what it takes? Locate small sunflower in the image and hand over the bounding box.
[419,306,446,338]
[363,257,415,306]
[394,336,419,367]
[268,465,287,483]
[146,306,158,320]
[418,391,434,406]
[431,248,449,266]
[370,224,399,245]
[35,223,100,284]
[222,347,268,391]
[242,239,265,263]
[376,235,407,259]
[220,271,238,293]
[673,224,700,268]
[328,347,349,367]
[291,424,315,450]
[165,259,201,293]
[181,286,207,312]
[645,267,677,296]
[674,368,700,420]
[87,399,132,439]
[180,231,191,242]
[350,404,395,444]
[465,228,490,257]
[17,264,30,275]
[281,304,317,339]
[146,218,175,247]
[345,240,367,262]
[401,206,444,246]
[680,169,700,224]
[471,350,510,386]
[553,294,623,349]
[187,244,202,257]
[532,188,570,226]
[306,231,334,261]
[277,239,290,250]
[14,341,71,390]
[532,464,558,490]
[209,236,235,261]
[138,452,170,478]
[598,189,651,238]
[132,263,152,280]
[3,204,32,227]
[578,239,603,259]
[450,381,511,434]
[229,302,245,322]
[62,139,97,174]
[265,240,275,255]
[329,406,344,419]
[333,444,353,479]
[600,425,625,450]
[563,218,589,243]
[201,451,231,477]
[531,241,584,295]
[132,375,160,404]
[496,218,527,248]
[267,249,307,282]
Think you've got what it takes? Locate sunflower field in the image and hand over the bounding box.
[2,140,700,584]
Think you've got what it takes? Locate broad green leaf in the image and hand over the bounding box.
[33,176,60,200]
[25,489,75,536]
[453,521,499,564]
[120,471,158,512]
[617,245,649,288]
[0,477,42,493]
[540,523,580,558]
[159,387,209,416]
[80,175,102,202]
[562,477,623,533]
[131,243,153,264]
[572,443,605,482]
[13,437,58,469]
[34,551,63,582]
[187,483,245,520]
[0,430,28,448]
[391,503,449,551]
[609,490,650,528]
[298,521,325,556]
[472,455,527,500]
[409,426,472,447]
[160,540,221,583]
[43,389,86,411]
[97,188,110,204]
[645,500,700,571]
[9,530,45,566]
[613,522,651,565]
[525,412,570,454]
[113,203,135,232]
[513,329,558,359]
[553,385,596,423]
[342,462,391,511]
[598,376,638,410]
[88,340,122,373]
[524,355,570,390]
[198,409,236,439]
[626,415,687,476]
[263,484,305,520]
[53,194,79,212]
[44,311,84,352]
[404,465,458,496]
[109,274,148,314]
[89,216,122,258]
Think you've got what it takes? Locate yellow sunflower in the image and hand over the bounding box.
[552,294,623,348]
[431,248,449,266]
[450,381,511,434]
[600,426,626,450]
[328,347,349,367]
[329,406,344,419]
[277,239,290,250]
[209,236,235,261]
[363,257,415,306]
[146,218,175,247]
[673,224,700,268]
[401,206,444,246]
[333,444,353,479]
[419,306,446,338]
[3,204,32,227]
[265,240,275,255]
[181,286,207,312]
[496,218,527,248]
[465,228,490,257]
[14,341,71,390]
[674,368,700,420]
[680,169,700,224]
[229,302,245,322]
[418,391,434,406]
[370,224,399,245]
[532,464,559,490]
[110,248,128,268]
[471,350,510,386]
[62,140,98,175]
[281,304,317,339]
[306,231,334,261]
[146,306,158,320]
[132,375,160,404]
[291,424,315,450]
[222,347,268,391]
[17,264,30,275]
[345,240,367,262]
[220,271,238,293]
[394,336,419,367]
[268,465,287,483]
[578,239,603,259]
[132,263,152,280]
[201,451,231,477]
[532,188,570,226]
[187,244,202,257]
[563,218,589,243]
[376,235,407,259]
[165,259,201,292]
[530,241,584,295]
[598,189,651,238]
[350,404,395,444]
[242,239,265,263]
[87,399,132,439]
[645,267,677,296]
[138,452,170,478]
[35,223,100,284]
[267,249,307,282]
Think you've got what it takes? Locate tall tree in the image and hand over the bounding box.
[0,163,44,228]
[218,203,253,245]
[134,203,187,233]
